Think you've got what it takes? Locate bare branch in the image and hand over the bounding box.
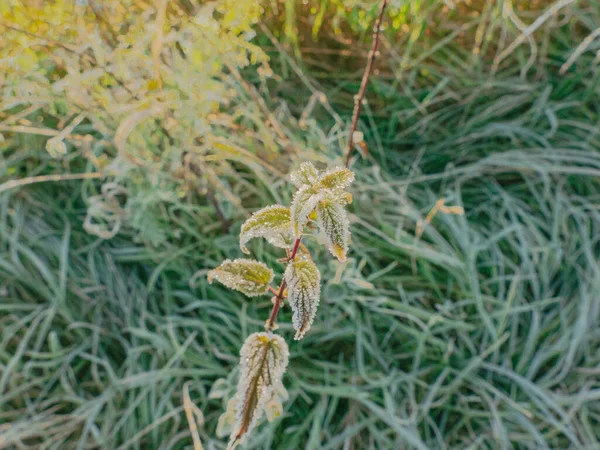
[344,0,390,168]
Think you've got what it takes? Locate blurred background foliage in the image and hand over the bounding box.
[1,0,600,449]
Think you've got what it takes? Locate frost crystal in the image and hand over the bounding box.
[318,166,355,190]
[226,332,289,449]
[317,198,350,262]
[290,185,324,236]
[285,256,321,340]
[290,161,320,188]
[208,259,274,297]
[239,205,292,254]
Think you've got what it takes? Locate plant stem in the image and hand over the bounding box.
[343,0,390,168]
[265,237,302,332]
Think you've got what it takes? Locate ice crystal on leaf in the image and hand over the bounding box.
[290,165,354,238]
[208,259,274,297]
[285,256,322,340]
[239,205,292,254]
[290,185,324,237]
[224,332,289,449]
[290,161,320,188]
[318,166,355,190]
[317,197,351,262]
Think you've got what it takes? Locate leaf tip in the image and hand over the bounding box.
[293,328,307,340]
[333,244,347,262]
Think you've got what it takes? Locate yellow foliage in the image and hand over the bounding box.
[0,0,277,245]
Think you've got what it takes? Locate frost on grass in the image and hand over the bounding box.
[317,198,350,262]
[222,332,289,449]
[285,256,321,340]
[208,259,274,297]
[318,166,355,190]
[239,205,292,254]
[290,161,320,188]
[290,185,324,237]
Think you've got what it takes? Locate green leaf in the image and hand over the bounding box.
[317,199,350,262]
[226,332,289,449]
[208,259,274,297]
[319,166,355,190]
[290,185,324,237]
[290,161,320,188]
[285,256,321,340]
[239,205,292,254]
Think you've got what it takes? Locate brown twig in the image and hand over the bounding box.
[344,0,390,168]
[265,237,301,332]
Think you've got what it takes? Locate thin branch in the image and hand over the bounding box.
[344,0,389,168]
[265,237,301,332]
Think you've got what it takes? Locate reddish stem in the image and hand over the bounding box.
[265,237,302,331]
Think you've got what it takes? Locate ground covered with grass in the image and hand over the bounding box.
[2,1,600,449]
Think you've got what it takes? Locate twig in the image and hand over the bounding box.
[265,237,301,332]
[0,172,105,195]
[344,0,390,168]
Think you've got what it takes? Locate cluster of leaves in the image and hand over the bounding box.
[208,162,354,448]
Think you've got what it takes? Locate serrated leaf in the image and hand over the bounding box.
[290,185,324,237]
[239,205,292,254]
[208,259,274,297]
[285,256,321,340]
[290,161,320,188]
[319,166,355,190]
[226,332,289,449]
[328,189,353,206]
[317,200,350,262]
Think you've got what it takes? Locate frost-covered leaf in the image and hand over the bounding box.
[285,256,321,340]
[239,205,291,254]
[290,161,320,188]
[226,332,289,449]
[317,200,350,262]
[319,166,355,190]
[290,185,323,237]
[264,381,288,422]
[328,189,353,206]
[217,397,238,438]
[208,259,274,297]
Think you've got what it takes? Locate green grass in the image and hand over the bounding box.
[2,1,600,449]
